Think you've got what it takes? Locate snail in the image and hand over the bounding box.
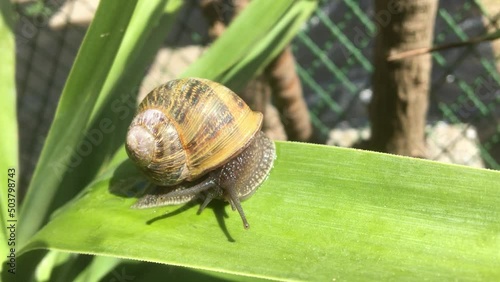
[126,77,276,229]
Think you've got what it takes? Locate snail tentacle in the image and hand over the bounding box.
[224,182,250,229]
[198,194,214,214]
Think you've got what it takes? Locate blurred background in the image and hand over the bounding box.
[14,0,500,194]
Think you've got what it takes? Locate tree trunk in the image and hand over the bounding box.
[369,0,438,157]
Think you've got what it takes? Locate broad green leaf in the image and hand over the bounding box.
[18,0,139,246]
[20,143,500,281]
[0,0,18,267]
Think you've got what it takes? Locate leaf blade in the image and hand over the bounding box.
[20,142,500,281]
[18,0,139,246]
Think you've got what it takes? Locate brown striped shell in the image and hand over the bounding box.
[125,78,263,186]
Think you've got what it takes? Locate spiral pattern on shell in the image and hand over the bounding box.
[126,78,263,186]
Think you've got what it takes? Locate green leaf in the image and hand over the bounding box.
[183,0,294,79]
[17,0,183,246]
[219,0,317,91]
[15,1,183,279]
[183,0,317,91]
[18,0,140,246]
[0,0,18,264]
[44,0,183,239]
[90,0,182,120]
[20,143,500,281]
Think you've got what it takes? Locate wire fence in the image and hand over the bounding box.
[294,0,500,170]
[15,0,500,190]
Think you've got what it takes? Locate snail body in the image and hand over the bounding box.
[126,78,276,228]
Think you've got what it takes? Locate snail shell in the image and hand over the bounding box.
[126,78,276,228]
[126,77,263,186]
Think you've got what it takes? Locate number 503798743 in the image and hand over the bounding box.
[7,168,16,218]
